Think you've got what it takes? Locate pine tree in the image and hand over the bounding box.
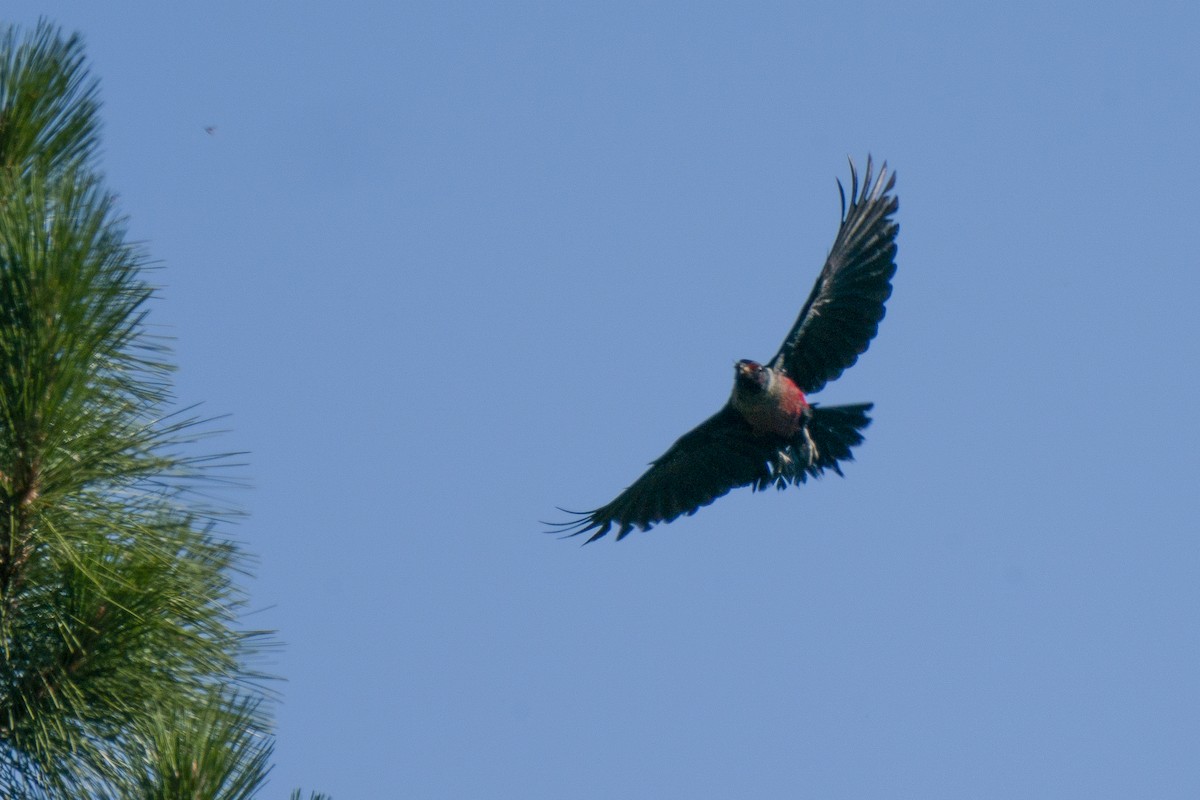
[0,21,317,799]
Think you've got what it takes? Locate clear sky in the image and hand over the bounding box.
[7,2,1200,798]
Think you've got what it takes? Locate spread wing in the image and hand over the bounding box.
[768,157,899,394]
[548,404,779,543]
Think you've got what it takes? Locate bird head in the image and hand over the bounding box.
[734,359,770,395]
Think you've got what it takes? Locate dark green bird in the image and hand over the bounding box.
[551,157,899,543]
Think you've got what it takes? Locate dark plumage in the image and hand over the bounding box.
[550,157,898,543]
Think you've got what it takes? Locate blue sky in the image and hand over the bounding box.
[8,2,1200,797]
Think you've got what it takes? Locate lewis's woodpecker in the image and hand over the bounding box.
[551,157,898,543]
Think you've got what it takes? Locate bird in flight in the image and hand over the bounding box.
[549,157,899,543]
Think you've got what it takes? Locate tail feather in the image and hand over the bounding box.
[803,402,872,477]
[760,403,873,488]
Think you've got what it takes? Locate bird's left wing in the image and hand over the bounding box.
[769,157,899,394]
[549,404,778,543]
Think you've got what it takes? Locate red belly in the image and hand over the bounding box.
[743,376,808,437]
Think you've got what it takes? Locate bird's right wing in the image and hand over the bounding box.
[548,405,778,543]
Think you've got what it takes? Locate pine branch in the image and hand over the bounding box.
[0,21,297,798]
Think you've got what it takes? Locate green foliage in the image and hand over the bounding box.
[0,21,308,799]
[118,693,274,800]
[0,21,100,176]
